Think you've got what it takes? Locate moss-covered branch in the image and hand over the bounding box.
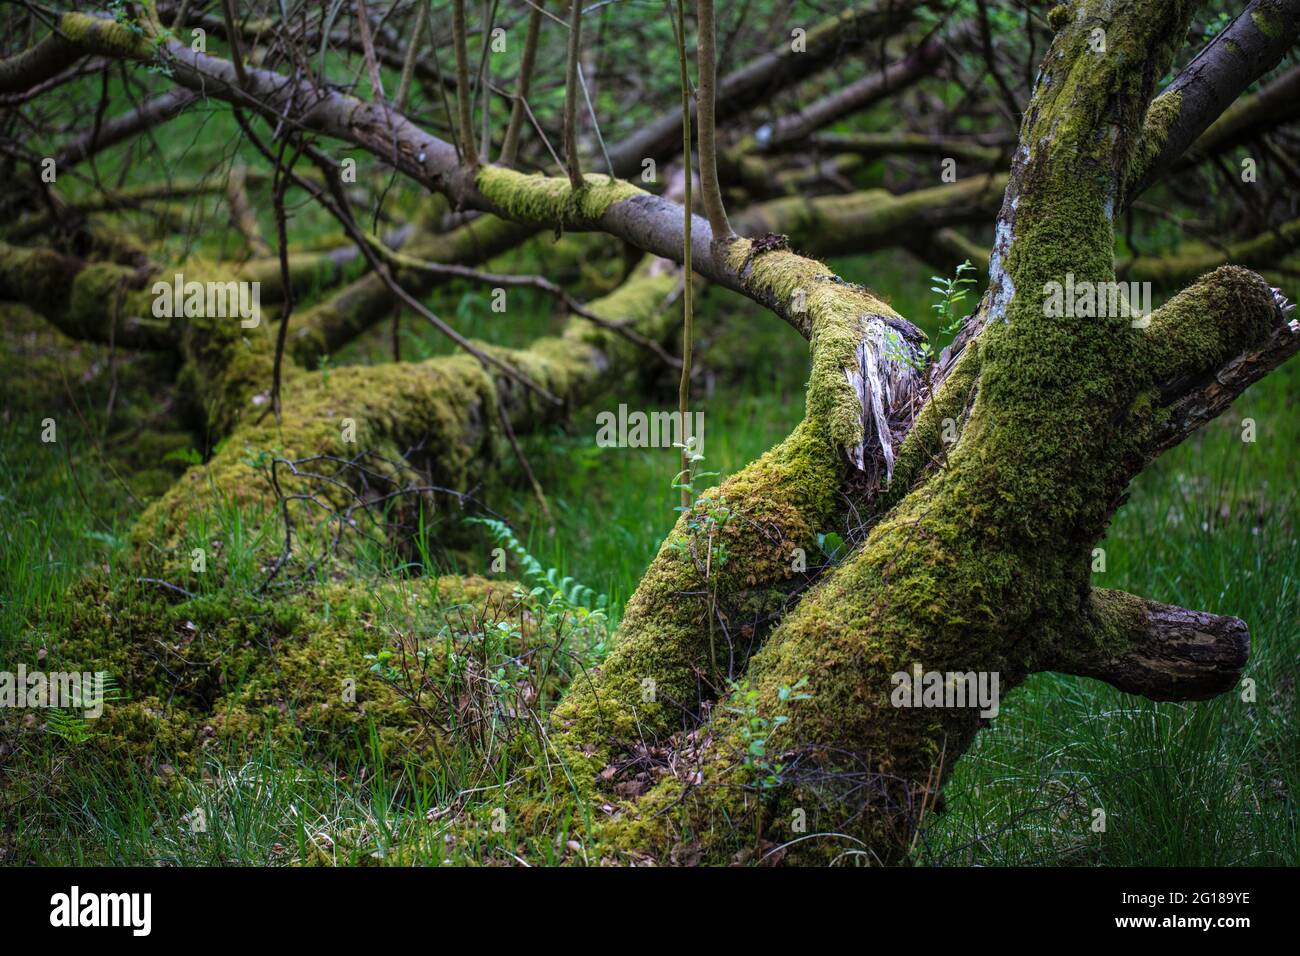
[578,0,1283,866]
[1119,218,1300,288]
[26,10,905,341]
[731,175,1007,259]
[1139,264,1285,388]
[0,14,147,93]
[1126,0,1300,197]
[550,256,925,790]
[1143,306,1300,466]
[810,131,1004,165]
[1052,590,1250,701]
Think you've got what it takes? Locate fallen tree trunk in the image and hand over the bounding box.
[130,257,684,581]
[751,33,947,152]
[732,174,1007,257]
[910,217,1300,289]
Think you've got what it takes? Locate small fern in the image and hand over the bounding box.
[467,516,608,612]
[46,675,122,746]
[46,709,99,745]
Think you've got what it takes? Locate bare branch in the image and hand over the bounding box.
[499,0,545,166]
[1127,0,1300,197]
[452,0,478,163]
[562,0,584,189]
[1054,590,1251,702]
[696,0,732,240]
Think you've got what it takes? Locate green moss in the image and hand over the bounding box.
[0,245,75,316]
[572,0,1247,865]
[883,342,981,510]
[1141,265,1278,382]
[24,0,1274,867]
[548,416,846,780]
[58,12,154,57]
[26,574,529,787]
[60,216,153,267]
[1250,5,1282,39]
[1127,90,1183,193]
[475,167,644,227]
[0,243,152,342]
[546,243,926,815]
[750,179,1007,257]
[135,356,491,579]
[1078,588,1151,661]
[726,238,907,451]
[538,226,946,842]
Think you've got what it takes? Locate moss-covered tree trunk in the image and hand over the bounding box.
[536,0,1299,864]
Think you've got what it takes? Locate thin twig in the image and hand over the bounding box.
[500,0,544,166]
[497,398,553,527]
[394,0,428,111]
[353,0,388,101]
[562,0,584,188]
[451,0,479,163]
[670,0,694,509]
[695,0,731,238]
[269,138,304,420]
[219,0,249,89]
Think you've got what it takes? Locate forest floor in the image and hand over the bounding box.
[1,97,1295,864]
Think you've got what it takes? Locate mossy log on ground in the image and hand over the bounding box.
[911,218,1300,290]
[1118,218,1300,287]
[731,175,1008,259]
[288,219,621,368]
[131,259,682,581]
[10,573,530,792]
